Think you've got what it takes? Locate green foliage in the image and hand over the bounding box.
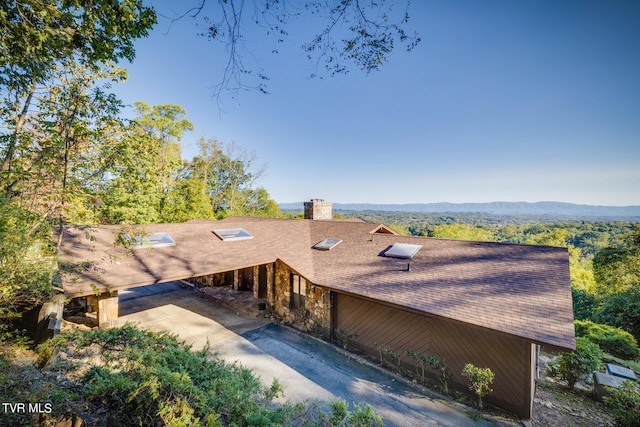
[38,325,382,426]
[430,223,496,241]
[595,289,640,344]
[344,402,384,426]
[329,398,349,425]
[575,320,639,360]
[603,380,640,427]
[99,102,195,224]
[1,0,156,204]
[335,328,357,350]
[593,226,640,296]
[404,349,451,393]
[572,289,600,321]
[329,398,384,427]
[461,363,495,410]
[377,344,401,372]
[555,337,604,390]
[189,137,282,219]
[0,202,54,322]
[163,177,216,222]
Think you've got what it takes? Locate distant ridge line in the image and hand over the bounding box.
[279,201,640,218]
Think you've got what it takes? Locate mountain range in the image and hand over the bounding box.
[279,201,640,219]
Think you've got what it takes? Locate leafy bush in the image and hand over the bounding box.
[555,337,604,390]
[603,380,640,427]
[404,349,452,393]
[38,324,383,426]
[461,363,494,410]
[575,320,639,360]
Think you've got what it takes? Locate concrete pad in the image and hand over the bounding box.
[117,285,514,427]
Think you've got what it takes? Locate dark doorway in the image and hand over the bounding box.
[239,267,254,291]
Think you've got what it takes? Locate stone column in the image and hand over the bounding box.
[232,270,239,291]
[252,265,259,298]
[266,263,274,308]
[87,291,119,329]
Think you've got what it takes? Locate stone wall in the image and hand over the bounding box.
[273,260,332,337]
[190,271,232,288]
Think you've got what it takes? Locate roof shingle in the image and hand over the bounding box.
[59,217,575,350]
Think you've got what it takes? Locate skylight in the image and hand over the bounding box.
[313,238,342,251]
[384,243,422,259]
[129,232,176,250]
[212,228,253,241]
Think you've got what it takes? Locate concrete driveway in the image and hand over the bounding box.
[118,283,511,427]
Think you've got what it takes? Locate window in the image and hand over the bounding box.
[212,228,253,241]
[312,238,342,251]
[290,274,306,311]
[384,243,422,259]
[127,232,176,249]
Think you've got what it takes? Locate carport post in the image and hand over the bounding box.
[266,263,274,308]
[86,291,119,328]
[252,265,259,298]
[233,270,239,291]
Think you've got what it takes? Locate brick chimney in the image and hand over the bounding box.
[303,199,333,220]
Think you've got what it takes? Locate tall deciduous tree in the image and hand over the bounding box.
[1,0,156,199]
[189,137,266,218]
[98,103,194,224]
[593,226,640,295]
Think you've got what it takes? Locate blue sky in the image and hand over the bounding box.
[112,0,640,206]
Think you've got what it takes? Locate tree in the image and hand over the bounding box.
[593,226,640,295]
[98,103,194,224]
[430,223,496,241]
[1,0,156,199]
[595,289,640,343]
[131,102,194,203]
[165,0,420,98]
[189,137,266,218]
[162,177,215,222]
[0,201,55,324]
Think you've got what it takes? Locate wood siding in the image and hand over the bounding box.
[336,293,534,418]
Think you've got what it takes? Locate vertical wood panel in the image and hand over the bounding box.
[336,293,533,418]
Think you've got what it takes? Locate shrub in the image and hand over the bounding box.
[38,324,383,426]
[329,398,384,427]
[555,337,604,390]
[461,363,494,410]
[575,319,639,360]
[335,328,357,350]
[603,380,640,427]
[404,349,451,393]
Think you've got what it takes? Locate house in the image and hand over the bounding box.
[58,199,575,418]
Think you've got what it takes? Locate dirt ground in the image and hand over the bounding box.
[529,355,614,427]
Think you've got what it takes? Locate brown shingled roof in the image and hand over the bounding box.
[59,217,575,350]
